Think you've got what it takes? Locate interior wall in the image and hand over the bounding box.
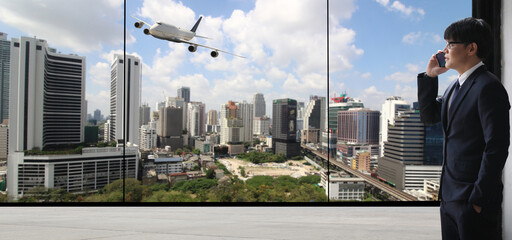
[501,0,511,238]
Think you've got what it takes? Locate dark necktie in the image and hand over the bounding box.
[450,81,460,108]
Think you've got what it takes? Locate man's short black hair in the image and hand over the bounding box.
[444,17,492,60]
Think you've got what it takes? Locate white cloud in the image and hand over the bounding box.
[385,63,421,83]
[403,32,443,45]
[137,0,196,29]
[89,62,111,88]
[357,85,387,110]
[376,0,425,19]
[394,84,417,104]
[361,72,372,79]
[0,0,133,53]
[402,32,422,45]
[223,0,362,75]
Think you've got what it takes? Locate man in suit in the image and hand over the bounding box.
[417,18,509,240]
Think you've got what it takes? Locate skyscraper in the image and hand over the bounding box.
[237,101,253,143]
[325,93,363,157]
[253,116,270,136]
[177,87,190,103]
[252,93,265,118]
[0,32,10,122]
[380,96,410,156]
[272,98,300,158]
[140,104,151,127]
[109,54,141,145]
[140,121,157,150]
[337,108,379,145]
[93,109,102,121]
[8,36,85,151]
[206,110,218,125]
[165,96,186,131]
[379,110,442,190]
[187,101,205,137]
[302,96,326,143]
[328,93,364,133]
[206,109,219,133]
[157,106,183,150]
[220,101,243,144]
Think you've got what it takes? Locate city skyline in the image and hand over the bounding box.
[0,0,470,117]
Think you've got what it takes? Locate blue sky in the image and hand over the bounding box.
[0,0,470,117]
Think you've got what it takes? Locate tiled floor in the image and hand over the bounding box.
[0,207,441,240]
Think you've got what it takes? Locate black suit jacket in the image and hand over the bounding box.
[417,65,510,208]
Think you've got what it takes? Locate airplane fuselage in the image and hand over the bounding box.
[148,22,195,43]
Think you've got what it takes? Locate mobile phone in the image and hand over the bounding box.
[436,52,446,67]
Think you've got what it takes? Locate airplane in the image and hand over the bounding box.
[132,15,245,58]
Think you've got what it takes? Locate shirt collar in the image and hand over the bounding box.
[458,61,484,87]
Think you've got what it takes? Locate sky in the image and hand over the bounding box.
[0,0,471,117]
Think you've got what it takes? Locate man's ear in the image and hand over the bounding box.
[467,42,478,56]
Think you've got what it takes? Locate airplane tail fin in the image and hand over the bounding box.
[190,16,202,32]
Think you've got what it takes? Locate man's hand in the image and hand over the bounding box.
[472,204,482,214]
[426,50,449,78]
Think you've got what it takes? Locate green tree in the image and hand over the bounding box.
[193,148,201,155]
[101,178,151,202]
[0,194,8,202]
[245,176,274,189]
[206,168,216,179]
[175,148,183,156]
[144,190,198,202]
[171,178,217,194]
[17,187,78,203]
[239,167,246,177]
[298,175,321,185]
[150,183,170,192]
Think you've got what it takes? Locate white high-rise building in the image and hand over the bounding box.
[109,54,141,145]
[253,116,270,136]
[187,102,205,137]
[8,36,85,152]
[104,120,111,142]
[155,101,165,114]
[379,96,410,157]
[140,121,157,150]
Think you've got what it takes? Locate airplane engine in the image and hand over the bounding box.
[143,28,150,35]
[188,45,197,52]
[134,22,144,28]
[210,51,219,58]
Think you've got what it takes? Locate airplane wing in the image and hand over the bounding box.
[182,40,246,59]
[131,15,152,27]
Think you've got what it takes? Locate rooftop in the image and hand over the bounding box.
[155,157,183,163]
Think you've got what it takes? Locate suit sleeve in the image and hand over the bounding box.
[417,72,442,125]
[469,80,510,208]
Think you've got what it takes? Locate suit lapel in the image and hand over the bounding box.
[446,66,486,131]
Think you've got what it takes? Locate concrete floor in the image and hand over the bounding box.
[0,207,441,240]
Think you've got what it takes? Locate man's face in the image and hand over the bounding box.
[443,40,468,70]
